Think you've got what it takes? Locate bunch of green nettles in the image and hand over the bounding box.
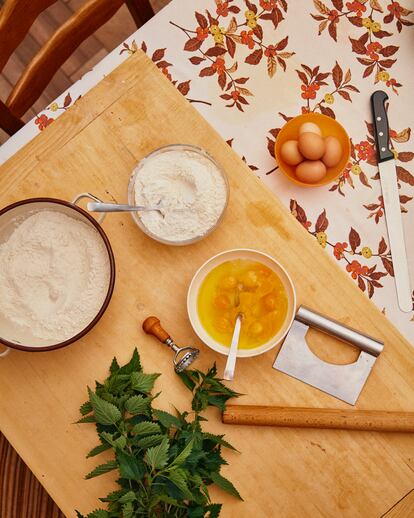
[76,348,242,518]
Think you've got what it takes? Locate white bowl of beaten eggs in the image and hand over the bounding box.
[187,249,296,358]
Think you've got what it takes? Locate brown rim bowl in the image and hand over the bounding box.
[0,198,115,352]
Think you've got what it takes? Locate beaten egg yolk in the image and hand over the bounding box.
[197,259,288,349]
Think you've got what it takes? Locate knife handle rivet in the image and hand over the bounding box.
[379,132,383,136]
[381,147,386,152]
[377,116,382,121]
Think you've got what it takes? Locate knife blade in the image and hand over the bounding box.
[371,90,412,312]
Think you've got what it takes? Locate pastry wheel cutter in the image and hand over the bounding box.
[143,316,199,372]
[273,306,384,405]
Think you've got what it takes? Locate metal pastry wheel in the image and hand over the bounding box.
[143,317,199,372]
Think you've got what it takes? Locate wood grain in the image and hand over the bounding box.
[0,51,413,518]
[383,489,414,517]
[0,432,64,518]
[223,405,414,432]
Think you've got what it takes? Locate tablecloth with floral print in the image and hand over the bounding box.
[1,0,413,343]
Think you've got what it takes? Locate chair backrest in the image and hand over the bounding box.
[0,0,125,119]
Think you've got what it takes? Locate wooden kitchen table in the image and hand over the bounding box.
[0,51,413,518]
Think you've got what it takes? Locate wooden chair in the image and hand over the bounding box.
[0,0,154,136]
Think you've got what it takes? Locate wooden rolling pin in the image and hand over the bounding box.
[222,405,414,433]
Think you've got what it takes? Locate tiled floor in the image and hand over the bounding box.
[0,2,169,516]
[0,0,169,145]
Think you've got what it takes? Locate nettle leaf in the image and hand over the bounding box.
[104,375,131,395]
[206,503,222,518]
[117,451,145,481]
[145,437,170,469]
[118,348,142,375]
[109,357,120,374]
[178,365,241,412]
[113,436,127,450]
[99,391,117,404]
[122,501,134,518]
[176,370,196,391]
[99,489,129,503]
[210,472,243,500]
[154,409,182,429]
[188,505,209,518]
[150,494,185,508]
[168,468,193,500]
[125,395,149,415]
[170,438,194,467]
[118,491,137,504]
[76,415,96,424]
[137,434,164,449]
[132,421,161,436]
[80,401,92,416]
[202,432,238,451]
[87,443,111,458]
[206,394,229,411]
[85,460,118,480]
[204,450,227,473]
[100,431,116,445]
[131,372,160,393]
[88,388,122,426]
[86,510,109,518]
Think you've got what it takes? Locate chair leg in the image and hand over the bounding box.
[0,100,24,137]
[125,0,154,28]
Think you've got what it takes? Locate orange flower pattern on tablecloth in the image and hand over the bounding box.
[34,114,54,131]
[35,93,74,131]
[311,0,414,94]
[290,201,402,300]
[170,0,295,111]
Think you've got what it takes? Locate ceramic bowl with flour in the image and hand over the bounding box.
[128,144,229,245]
[0,198,115,354]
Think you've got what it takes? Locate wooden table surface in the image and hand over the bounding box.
[0,51,413,518]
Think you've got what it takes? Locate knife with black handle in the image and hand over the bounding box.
[371,90,412,312]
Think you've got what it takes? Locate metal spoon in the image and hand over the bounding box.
[87,201,164,214]
[223,312,244,381]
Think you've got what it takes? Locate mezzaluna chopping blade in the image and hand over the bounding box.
[273,306,384,405]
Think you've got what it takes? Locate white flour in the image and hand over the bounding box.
[134,149,227,242]
[0,210,110,342]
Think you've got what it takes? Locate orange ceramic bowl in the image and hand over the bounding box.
[275,113,351,187]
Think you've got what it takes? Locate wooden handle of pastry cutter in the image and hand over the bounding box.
[222,405,414,433]
[142,317,170,343]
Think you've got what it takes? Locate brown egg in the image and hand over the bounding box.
[298,132,325,160]
[295,160,327,184]
[280,140,303,166]
[298,122,322,136]
[322,136,342,168]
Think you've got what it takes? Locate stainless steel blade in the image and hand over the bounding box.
[273,307,384,405]
[378,160,412,312]
[273,320,377,405]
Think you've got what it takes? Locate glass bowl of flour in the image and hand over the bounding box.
[127,144,229,245]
